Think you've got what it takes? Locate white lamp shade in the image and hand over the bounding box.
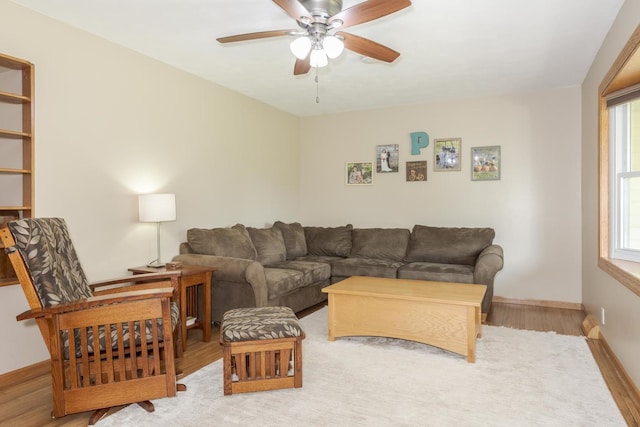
[290,36,312,59]
[139,193,176,222]
[310,48,328,68]
[323,35,344,59]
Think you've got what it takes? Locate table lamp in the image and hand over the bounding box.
[138,193,176,268]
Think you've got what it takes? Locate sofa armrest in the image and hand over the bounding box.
[473,244,504,312]
[179,242,194,254]
[172,253,268,306]
[474,244,503,283]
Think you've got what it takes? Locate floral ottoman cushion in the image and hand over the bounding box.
[221,306,303,342]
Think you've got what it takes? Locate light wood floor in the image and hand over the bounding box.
[0,302,637,427]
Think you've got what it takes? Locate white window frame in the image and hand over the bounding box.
[610,102,640,261]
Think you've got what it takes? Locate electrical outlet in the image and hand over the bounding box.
[601,307,606,325]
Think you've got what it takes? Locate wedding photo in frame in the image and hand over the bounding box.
[433,138,461,171]
[376,144,399,173]
[346,161,374,185]
[471,145,501,181]
[406,161,427,181]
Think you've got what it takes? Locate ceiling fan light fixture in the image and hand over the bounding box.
[310,48,328,68]
[323,35,344,59]
[219,0,412,77]
[290,36,312,59]
[328,19,343,29]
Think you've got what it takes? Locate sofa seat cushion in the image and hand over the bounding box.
[351,228,410,261]
[266,260,331,286]
[398,262,474,283]
[264,268,304,300]
[331,258,403,279]
[247,227,287,265]
[405,225,495,265]
[294,255,344,263]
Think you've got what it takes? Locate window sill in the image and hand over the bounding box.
[599,257,640,297]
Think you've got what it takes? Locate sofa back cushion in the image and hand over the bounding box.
[246,227,287,265]
[405,225,495,265]
[304,225,353,257]
[187,224,257,260]
[273,221,308,259]
[350,228,410,261]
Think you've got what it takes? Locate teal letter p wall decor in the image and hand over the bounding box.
[411,132,429,155]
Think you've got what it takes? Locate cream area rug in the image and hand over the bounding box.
[101,307,624,426]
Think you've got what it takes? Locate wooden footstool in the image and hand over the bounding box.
[220,306,304,395]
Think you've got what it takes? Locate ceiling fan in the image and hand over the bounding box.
[217,0,412,75]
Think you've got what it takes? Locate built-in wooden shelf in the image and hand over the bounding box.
[0,52,34,287]
[0,168,32,174]
[0,90,30,104]
[0,206,32,211]
[0,129,31,139]
[0,277,19,287]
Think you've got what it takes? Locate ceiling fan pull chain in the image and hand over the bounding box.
[315,67,320,104]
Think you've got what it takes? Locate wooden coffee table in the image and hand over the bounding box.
[321,276,486,363]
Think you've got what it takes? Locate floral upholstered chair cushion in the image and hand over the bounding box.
[8,218,179,357]
[9,218,93,306]
[221,306,304,342]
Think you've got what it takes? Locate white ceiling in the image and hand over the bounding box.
[12,0,624,117]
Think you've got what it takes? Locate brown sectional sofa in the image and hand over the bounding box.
[173,222,504,323]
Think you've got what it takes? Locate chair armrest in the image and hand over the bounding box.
[90,272,180,296]
[17,287,174,321]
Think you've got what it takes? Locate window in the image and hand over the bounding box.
[598,25,640,296]
[610,98,640,261]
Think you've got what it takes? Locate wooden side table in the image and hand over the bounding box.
[129,264,215,352]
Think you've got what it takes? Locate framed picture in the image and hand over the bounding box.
[406,161,427,181]
[471,145,501,181]
[433,138,461,171]
[376,144,399,173]
[346,161,374,185]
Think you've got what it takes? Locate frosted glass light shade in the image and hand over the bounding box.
[290,36,312,59]
[139,193,176,222]
[323,35,344,59]
[310,48,328,68]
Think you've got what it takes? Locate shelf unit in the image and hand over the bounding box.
[0,53,34,286]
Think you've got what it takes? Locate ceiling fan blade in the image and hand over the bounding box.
[337,32,400,63]
[217,29,293,44]
[330,0,411,29]
[294,55,311,75]
[273,0,313,22]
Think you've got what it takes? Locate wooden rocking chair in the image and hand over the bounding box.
[0,218,186,424]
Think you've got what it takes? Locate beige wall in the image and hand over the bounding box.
[300,87,583,304]
[0,2,300,374]
[582,1,640,387]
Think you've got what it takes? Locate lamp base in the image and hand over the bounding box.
[146,260,166,268]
